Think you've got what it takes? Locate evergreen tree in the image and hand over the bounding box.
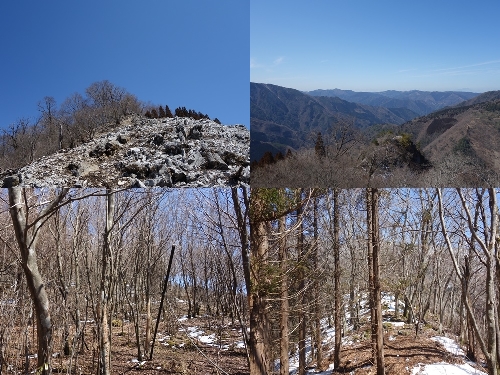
[214,118,221,124]
[158,106,166,118]
[258,151,275,168]
[165,105,173,118]
[150,108,159,119]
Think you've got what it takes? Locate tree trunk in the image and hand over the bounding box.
[99,190,114,375]
[371,189,385,375]
[314,196,322,370]
[333,189,341,370]
[298,200,306,375]
[367,188,385,375]
[8,187,69,375]
[366,189,376,366]
[249,219,271,375]
[279,215,289,375]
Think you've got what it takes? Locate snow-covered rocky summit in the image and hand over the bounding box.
[1,115,250,188]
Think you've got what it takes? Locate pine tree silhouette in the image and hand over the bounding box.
[158,106,166,118]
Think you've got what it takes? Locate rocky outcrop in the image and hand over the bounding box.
[1,115,250,188]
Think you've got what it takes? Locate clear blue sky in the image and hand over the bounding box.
[251,0,500,93]
[0,0,249,129]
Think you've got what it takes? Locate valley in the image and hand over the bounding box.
[251,82,500,187]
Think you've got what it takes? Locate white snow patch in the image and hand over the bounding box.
[198,334,216,344]
[388,321,405,327]
[235,341,246,349]
[431,336,465,356]
[411,362,487,375]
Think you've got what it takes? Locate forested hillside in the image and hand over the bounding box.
[0,188,249,375]
[249,188,500,375]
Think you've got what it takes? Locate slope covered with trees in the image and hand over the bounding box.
[0,188,250,375]
[249,188,500,375]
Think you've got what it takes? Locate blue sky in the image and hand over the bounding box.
[251,0,500,93]
[0,0,249,130]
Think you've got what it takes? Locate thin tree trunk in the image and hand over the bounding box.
[298,199,306,375]
[371,189,385,375]
[366,188,376,366]
[99,190,114,375]
[333,189,341,370]
[249,218,271,375]
[8,188,67,375]
[279,215,289,375]
[313,196,322,370]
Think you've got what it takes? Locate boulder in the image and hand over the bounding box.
[204,152,229,170]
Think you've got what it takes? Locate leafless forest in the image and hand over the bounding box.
[0,188,249,375]
[249,188,500,375]
[2,187,500,375]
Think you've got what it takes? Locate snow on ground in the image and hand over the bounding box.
[278,295,485,375]
[431,336,465,357]
[411,337,486,375]
[412,362,487,375]
[177,323,245,351]
[198,334,216,344]
[235,341,246,349]
[129,358,147,366]
[381,292,396,312]
[282,319,337,375]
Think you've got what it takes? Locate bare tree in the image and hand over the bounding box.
[8,188,70,374]
[437,188,499,375]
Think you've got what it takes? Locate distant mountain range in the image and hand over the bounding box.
[250,82,481,162]
[306,88,478,116]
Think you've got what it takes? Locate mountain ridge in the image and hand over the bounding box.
[251,82,422,161]
[306,88,479,116]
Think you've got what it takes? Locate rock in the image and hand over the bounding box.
[188,124,203,139]
[131,179,147,188]
[204,152,229,170]
[8,115,249,188]
[117,134,130,144]
[67,163,82,177]
[170,169,187,183]
[157,175,172,187]
[222,151,247,165]
[123,162,150,179]
[89,144,105,158]
[164,142,184,156]
[187,151,204,169]
[152,134,164,146]
[105,140,122,156]
[175,124,186,141]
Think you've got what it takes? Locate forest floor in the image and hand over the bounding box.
[4,314,249,375]
[286,294,489,375]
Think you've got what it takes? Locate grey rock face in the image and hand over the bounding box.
[204,152,229,170]
[2,115,249,188]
